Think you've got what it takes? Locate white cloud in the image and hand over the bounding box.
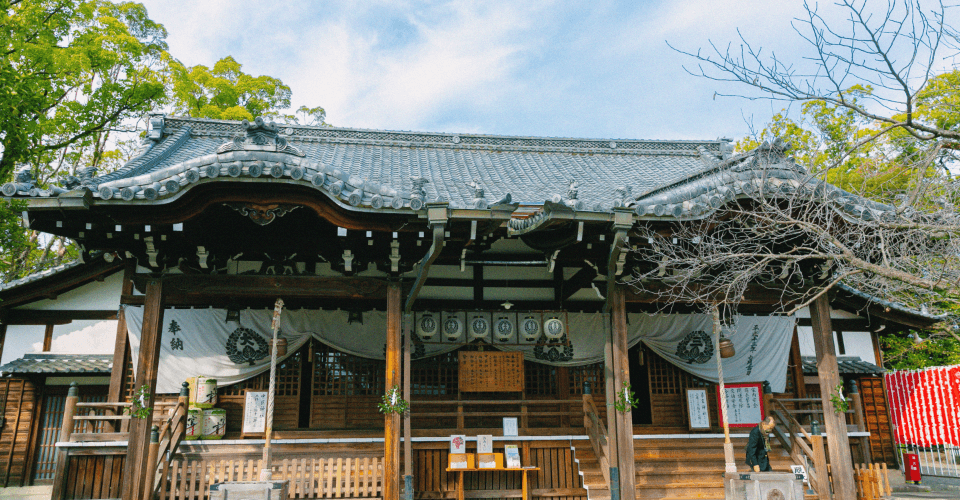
[135,0,960,141]
[33,321,117,354]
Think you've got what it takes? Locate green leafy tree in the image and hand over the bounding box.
[168,56,292,121]
[0,0,169,180]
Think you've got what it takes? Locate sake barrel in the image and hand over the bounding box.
[183,407,203,440]
[192,376,218,408]
[202,408,227,440]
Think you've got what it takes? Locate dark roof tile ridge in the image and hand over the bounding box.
[161,115,725,150]
[22,353,112,359]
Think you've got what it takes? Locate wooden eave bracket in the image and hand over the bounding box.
[604,208,635,307]
[405,203,448,312]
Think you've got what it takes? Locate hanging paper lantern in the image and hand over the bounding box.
[443,315,464,341]
[543,317,565,340]
[494,315,515,342]
[418,313,439,339]
[520,316,540,341]
[469,314,490,340]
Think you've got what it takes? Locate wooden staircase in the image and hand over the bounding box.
[573,436,797,500]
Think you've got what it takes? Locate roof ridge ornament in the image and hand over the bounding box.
[1,168,37,197]
[216,116,305,157]
[467,179,487,209]
[410,177,429,210]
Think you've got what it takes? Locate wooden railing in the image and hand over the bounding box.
[771,398,830,500]
[51,383,188,500]
[150,386,191,497]
[413,398,584,429]
[582,392,610,487]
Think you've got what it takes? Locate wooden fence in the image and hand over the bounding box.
[854,463,892,500]
[159,457,382,499]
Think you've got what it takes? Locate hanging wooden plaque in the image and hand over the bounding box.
[458,351,524,392]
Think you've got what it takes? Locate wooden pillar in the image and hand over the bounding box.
[790,326,806,399]
[403,313,414,500]
[385,281,401,500]
[603,312,620,500]
[809,294,855,500]
[42,323,54,352]
[121,278,164,500]
[51,382,79,500]
[610,285,635,500]
[108,260,135,412]
[0,324,6,364]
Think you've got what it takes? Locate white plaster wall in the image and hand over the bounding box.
[797,326,876,362]
[1,325,45,365]
[17,272,123,310]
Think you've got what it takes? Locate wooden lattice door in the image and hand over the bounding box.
[32,387,107,482]
[859,376,897,467]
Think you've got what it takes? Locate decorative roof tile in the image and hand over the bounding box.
[0,353,112,374]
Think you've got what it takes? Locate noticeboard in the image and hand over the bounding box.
[686,389,711,430]
[716,382,765,427]
[241,390,268,437]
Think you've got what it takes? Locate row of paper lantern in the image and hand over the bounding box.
[414,312,567,342]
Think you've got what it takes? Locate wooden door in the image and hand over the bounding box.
[859,376,897,468]
[0,378,38,487]
[32,386,108,483]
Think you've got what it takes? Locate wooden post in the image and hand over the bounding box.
[121,278,164,500]
[849,381,871,464]
[51,382,79,500]
[811,433,830,500]
[143,426,160,498]
[809,294,855,500]
[0,324,7,364]
[603,312,620,500]
[385,281,401,500]
[108,260,135,432]
[42,323,54,352]
[610,285,635,500]
[402,313,413,500]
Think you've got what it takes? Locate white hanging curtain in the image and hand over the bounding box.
[124,306,794,394]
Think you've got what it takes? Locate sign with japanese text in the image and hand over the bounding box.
[686,389,711,429]
[242,390,268,436]
[716,382,764,427]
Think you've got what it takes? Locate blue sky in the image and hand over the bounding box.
[137,0,830,141]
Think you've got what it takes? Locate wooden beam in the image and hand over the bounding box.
[610,285,635,500]
[1,309,117,325]
[142,275,388,300]
[385,281,402,500]
[560,265,599,302]
[121,278,164,500]
[810,294,855,500]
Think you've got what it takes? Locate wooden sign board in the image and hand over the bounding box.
[716,382,765,427]
[241,390,268,437]
[458,351,524,392]
[686,389,711,430]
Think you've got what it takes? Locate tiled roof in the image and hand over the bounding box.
[0,353,112,374]
[3,116,897,227]
[835,282,947,322]
[801,356,884,375]
[0,260,84,292]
